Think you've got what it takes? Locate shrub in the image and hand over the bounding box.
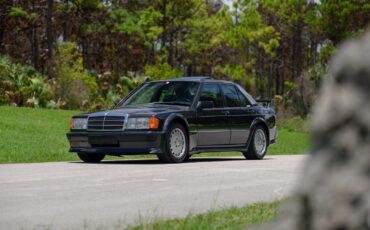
[0,55,53,107]
[91,72,147,111]
[54,42,98,110]
[144,62,182,80]
[117,72,148,96]
[22,76,53,108]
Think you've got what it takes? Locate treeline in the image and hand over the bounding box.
[0,0,369,114]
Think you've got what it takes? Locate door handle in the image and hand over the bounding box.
[223,111,230,115]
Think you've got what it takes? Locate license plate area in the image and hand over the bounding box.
[89,136,120,147]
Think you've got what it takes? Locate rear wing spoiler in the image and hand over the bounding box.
[255,99,273,108]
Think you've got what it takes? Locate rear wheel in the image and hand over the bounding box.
[157,123,189,163]
[243,125,268,160]
[77,152,105,163]
[184,154,192,162]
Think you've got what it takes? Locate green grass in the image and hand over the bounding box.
[0,106,310,163]
[129,201,281,230]
[0,106,80,163]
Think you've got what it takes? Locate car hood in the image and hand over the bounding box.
[87,104,188,117]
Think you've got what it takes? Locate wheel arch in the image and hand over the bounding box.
[247,118,270,148]
[162,114,190,135]
[158,114,190,163]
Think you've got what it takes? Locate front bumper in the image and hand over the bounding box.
[269,126,277,144]
[66,131,165,155]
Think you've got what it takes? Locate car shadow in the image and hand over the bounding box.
[69,157,274,165]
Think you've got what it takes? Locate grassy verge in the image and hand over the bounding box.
[129,201,281,230]
[0,106,309,163]
[0,106,79,163]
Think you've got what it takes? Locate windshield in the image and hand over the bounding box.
[122,81,199,107]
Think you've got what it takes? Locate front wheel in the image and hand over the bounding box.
[243,125,268,160]
[157,123,189,163]
[77,152,105,163]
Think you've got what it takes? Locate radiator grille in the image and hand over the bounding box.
[87,116,126,131]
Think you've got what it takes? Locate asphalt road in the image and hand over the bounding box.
[0,155,306,230]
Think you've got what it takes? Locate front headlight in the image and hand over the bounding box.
[70,118,88,130]
[127,117,159,129]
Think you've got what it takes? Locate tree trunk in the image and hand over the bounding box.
[0,0,11,53]
[275,65,280,95]
[81,8,90,69]
[296,18,303,77]
[46,0,54,78]
[292,16,304,114]
[260,56,265,98]
[31,0,39,69]
[267,58,272,98]
[63,0,69,41]
[292,18,304,80]
[149,44,155,65]
[168,31,174,66]
[82,37,89,69]
[160,0,167,51]
[310,35,317,66]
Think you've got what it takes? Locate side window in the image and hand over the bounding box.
[237,89,251,107]
[199,84,223,108]
[221,84,241,107]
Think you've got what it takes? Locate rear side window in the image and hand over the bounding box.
[220,84,240,107]
[199,84,223,108]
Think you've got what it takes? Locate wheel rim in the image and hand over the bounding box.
[169,128,186,158]
[254,129,266,155]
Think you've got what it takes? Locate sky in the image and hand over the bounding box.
[223,0,233,7]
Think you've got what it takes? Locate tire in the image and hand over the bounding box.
[77,152,105,163]
[157,123,189,163]
[184,154,192,162]
[243,125,268,160]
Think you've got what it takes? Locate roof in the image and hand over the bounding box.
[155,76,212,82]
[151,76,237,85]
[178,76,212,80]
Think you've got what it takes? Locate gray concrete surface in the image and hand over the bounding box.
[0,155,306,229]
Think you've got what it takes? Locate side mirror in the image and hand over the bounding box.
[197,101,214,110]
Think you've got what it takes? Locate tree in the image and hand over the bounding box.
[1,0,370,114]
[320,0,370,45]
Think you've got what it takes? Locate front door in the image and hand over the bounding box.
[196,84,230,146]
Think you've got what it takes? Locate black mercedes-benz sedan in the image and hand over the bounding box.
[67,76,277,163]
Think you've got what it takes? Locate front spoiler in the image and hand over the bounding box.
[69,147,162,155]
[67,130,165,155]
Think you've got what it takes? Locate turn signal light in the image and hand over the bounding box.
[69,118,73,129]
[149,117,159,129]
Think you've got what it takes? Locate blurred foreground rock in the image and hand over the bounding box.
[252,32,370,230]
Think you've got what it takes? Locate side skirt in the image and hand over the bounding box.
[189,146,249,155]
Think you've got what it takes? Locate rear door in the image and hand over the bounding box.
[196,83,230,146]
[220,84,254,145]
